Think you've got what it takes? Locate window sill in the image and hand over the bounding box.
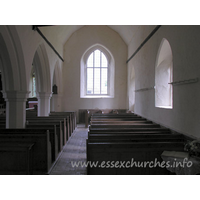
[80,95,114,99]
[156,106,173,109]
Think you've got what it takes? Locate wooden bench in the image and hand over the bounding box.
[87,140,185,175]
[26,119,68,143]
[88,127,171,134]
[0,116,66,159]
[0,129,51,174]
[90,116,143,120]
[90,120,153,125]
[26,116,69,141]
[87,133,185,142]
[50,111,77,135]
[89,124,161,128]
[87,112,187,174]
[89,114,149,126]
[91,113,139,117]
[82,109,127,127]
[26,124,61,163]
[0,142,34,175]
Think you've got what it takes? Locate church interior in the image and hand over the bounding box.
[1,1,200,199]
[1,25,200,175]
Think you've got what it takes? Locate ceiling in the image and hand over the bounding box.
[39,25,142,57]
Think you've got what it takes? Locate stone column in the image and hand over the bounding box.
[50,94,63,112]
[37,92,52,116]
[3,90,29,128]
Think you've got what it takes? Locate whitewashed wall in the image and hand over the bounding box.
[127,25,200,139]
[63,25,128,117]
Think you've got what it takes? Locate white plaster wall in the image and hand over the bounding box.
[15,26,63,93]
[63,25,127,118]
[127,25,200,139]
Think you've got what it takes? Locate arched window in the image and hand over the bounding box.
[32,72,36,97]
[87,50,108,95]
[80,44,114,98]
[155,38,173,108]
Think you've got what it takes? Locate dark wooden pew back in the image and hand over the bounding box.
[0,129,51,174]
[87,140,185,175]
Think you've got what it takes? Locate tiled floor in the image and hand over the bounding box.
[49,124,88,175]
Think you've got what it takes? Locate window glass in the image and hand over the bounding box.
[86,50,108,95]
[102,53,108,68]
[87,68,93,94]
[94,50,101,68]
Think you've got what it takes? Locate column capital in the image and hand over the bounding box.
[36,92,53,99]
[2,90,30,102]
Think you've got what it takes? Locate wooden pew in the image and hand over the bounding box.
[90,114,149,125]
[91,113,140,118]
[87,133,185,143]
[50,111,77,135]
[87,112,186,174]
[26,124,60,163]
[0,117,66,161]
[50,111,77,128]
[90,116,143,121]
[88,127,171,134]
[87,140,185,175]
[90,120,153,125]
[26,116,70,141]
[89,124,161,129]
[84,109,128,127]
[0,129,51,174]
[0,142,34,175]
[26,119,67,144]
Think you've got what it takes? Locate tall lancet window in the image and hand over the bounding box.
[87,50,108,95]
[80,44,114,98]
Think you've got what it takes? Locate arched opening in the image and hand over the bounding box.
[28,66,37,98]
[0,28,29,128]
[0,70,6,115]
[32,44,52,116]
[52,62,61,94]
[27,66,38,110]
[128,62,135,111]
[50,61,63,112]
[155,38,173,109]
[80,44,115,98]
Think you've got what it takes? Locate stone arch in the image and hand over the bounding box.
[52,61,62,94]
[0,34,13,92]
[33,43,51,93]
[0,26,27,92]
[0,26,29,128]
[28,66,36,98]
[155,38,173,108]
[50,61,63,112]
[32,43,52,116]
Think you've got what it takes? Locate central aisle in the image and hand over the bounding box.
[49,125,88,175]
